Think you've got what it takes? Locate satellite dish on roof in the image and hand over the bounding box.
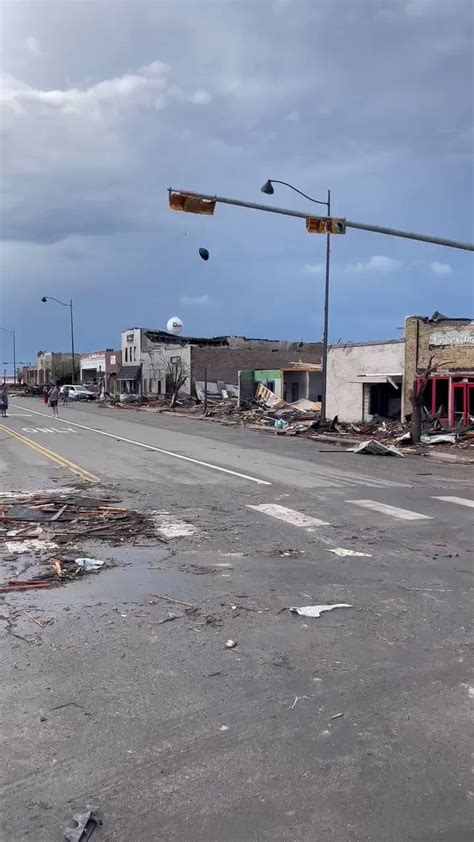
[167,316,183,335]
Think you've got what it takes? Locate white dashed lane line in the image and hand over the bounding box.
[247,503,330,528]
[432,496,474,509]
[347,499,433,521]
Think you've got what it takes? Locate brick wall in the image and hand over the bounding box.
[105,350,122,374]
[190,346,322,387]
[403,317,474,414]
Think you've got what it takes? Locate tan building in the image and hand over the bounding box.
[20,352,76,386]
[404,312,474,427]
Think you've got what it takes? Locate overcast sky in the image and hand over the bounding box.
[1,0,473,367]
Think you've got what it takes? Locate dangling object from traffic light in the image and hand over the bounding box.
[306,216,346,234]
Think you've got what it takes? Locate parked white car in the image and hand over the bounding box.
[61,385,96,401]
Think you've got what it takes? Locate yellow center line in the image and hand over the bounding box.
[0,425,99,483]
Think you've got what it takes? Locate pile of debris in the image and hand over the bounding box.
[0,491,160,591]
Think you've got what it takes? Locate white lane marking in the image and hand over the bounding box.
[433,496,474,509]
[347,499,433,521]
[3,413,32,417]
[11,403,270,486]
[151,511,199,539]
[248,503,329,528]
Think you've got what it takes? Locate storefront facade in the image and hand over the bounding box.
[404,313,474,427]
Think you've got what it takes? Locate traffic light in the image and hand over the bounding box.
[331,218,346,234]
[306,216,346,234]
[168,191,216,215]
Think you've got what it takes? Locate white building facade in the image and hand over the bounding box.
[80,351,106,383]
[326,339,405,422]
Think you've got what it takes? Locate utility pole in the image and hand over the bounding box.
[0,327,16,385]
[41,296,76,383]
[321,189,330,421]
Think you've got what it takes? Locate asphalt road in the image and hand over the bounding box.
[1,397,473,841]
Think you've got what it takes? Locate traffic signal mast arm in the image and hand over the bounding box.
[168,188,474,252]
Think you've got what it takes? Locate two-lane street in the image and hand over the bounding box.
[1,397,473,841]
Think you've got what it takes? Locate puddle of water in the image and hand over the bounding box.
[1,544,220,611]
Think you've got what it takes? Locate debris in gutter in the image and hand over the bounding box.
[289,604,352,618]
[420,433,457,445]
[348,439,404,457]
[224,639,238,649]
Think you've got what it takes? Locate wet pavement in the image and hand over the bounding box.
[1,402,473,840]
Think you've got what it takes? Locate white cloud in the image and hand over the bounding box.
[1,60,210,117]
[345,255,402,274]
[429,261,453,276]
[25,36,42,57]
[304,263,325,276]
[179,294,212,307]
[0,60,213,244]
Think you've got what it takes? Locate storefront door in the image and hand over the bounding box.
[452,382,474,426]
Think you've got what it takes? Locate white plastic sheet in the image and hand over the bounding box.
[289,603,352,618]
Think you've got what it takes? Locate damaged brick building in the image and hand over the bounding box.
[118,327,322,397]
[403,312,474,427]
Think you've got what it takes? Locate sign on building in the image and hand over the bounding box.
[429,329,474,347]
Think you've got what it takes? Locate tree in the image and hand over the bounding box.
[409,355,436,444]
[161,355,190,408]
[409,355,454,443]
[53,358,80,384]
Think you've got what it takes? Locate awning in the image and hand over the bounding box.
[354,374,403,389]
[116,366,141,381]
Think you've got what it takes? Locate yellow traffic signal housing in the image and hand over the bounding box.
[306,216,346,234]
[168,191,216,215]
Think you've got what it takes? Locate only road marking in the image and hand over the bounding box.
[0,425,98,483]
[11,403,271,486]
[22,427,77,434]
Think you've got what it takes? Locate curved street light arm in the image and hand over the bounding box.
[43,295,70,308]
[266,180,329,208]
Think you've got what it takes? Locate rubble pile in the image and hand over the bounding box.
[0,491,160,591]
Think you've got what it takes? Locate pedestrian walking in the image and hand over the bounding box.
[60,385,69,406]
[49,385,59,418]
[0,385,8,417]
[43,385,49,405]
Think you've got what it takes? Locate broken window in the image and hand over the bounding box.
[369,383,401,418]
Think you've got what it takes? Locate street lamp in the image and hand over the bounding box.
[0,327,16,385]
[41,296,76,384]
[260,180,331,421]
